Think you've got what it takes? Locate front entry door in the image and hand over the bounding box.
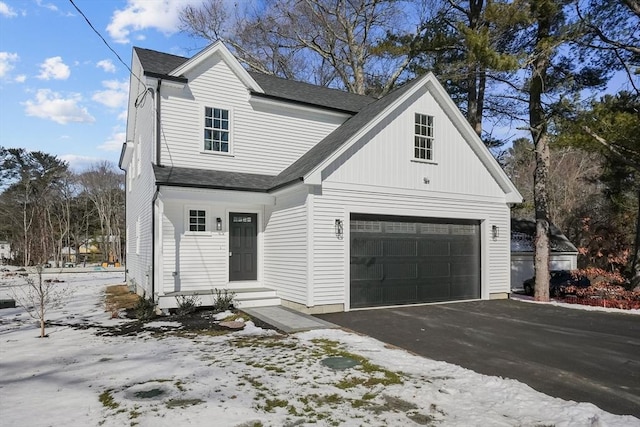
[229,212,257,281]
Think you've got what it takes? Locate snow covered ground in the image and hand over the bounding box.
[1,271,638,427]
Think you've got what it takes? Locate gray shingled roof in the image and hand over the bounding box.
[134,47,189,75]
[248,72,374,113]
[154,165,275,192]
[133,47,374,113]
[511,218,579,253]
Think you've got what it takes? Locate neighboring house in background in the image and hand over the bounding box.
[510,218,579,291]
[120,41,522,313]
[0,241,12,263]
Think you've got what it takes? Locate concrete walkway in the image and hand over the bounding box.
[243,306,338,333]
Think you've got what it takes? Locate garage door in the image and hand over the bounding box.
[350,214,480,308]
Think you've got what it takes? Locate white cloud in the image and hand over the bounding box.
[35,0,58,12]
[99,129,126,152]
[14,74,26,83]
[59,154,106,172]
[23,89,95,124]
[107,0,202,44]
[96,59,116,73]
[37,56,70,80]
[0,1,17,17]
[0,51,18,78]
[92,79,128,109]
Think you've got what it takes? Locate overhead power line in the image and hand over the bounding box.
[68,0,144,88]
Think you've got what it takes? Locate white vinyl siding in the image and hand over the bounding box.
[263,189,309,305]
[124,52,158,296]
[159,55,345,175]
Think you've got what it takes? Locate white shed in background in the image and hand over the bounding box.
[510,219,579,292]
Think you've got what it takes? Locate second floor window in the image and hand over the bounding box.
[204,107,229,153]
[414,113,434,161]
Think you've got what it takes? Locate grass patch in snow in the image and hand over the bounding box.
[99,389,120,410]
[311,338,404,388]
[105,285,139,310]
[165,398,203,408]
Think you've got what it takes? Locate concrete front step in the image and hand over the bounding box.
[158,287,280,309]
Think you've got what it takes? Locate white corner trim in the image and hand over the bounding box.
[169,41,263,93]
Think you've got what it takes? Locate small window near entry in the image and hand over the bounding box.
[189,210,206,232]
[414,113,434,161]
[204,107,229,153]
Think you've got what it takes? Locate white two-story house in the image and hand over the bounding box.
[120,41,522,313]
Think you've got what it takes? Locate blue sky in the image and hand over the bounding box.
[0,0,212,171]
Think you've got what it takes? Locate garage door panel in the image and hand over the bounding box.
[386,263,419,279]
[352,239,383,256]
[351,214,480,308]
[350,263,383,281]
[419,240,450,256]
[384,240,418,257]
[451,278,479,299]
[420,261,451,278]
[417,280,451,300]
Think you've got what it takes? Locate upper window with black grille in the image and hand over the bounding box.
[414,113,434,161]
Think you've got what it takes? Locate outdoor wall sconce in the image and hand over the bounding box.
[492,225,499,240]
[335,219,344,238]
[216,217,222,231]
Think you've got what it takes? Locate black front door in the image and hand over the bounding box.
[229,212,257,281]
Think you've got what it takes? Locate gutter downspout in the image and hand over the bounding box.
[151,187,159,299]
[118,150,128,286]
[151,79,162,299]
[156,80,162,166]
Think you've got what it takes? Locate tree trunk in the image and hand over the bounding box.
[529,4,552,302]
[533,134,551,301]
[38,275,45,338]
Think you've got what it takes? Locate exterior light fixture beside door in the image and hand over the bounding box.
[492,225,499,240]
[216,217,222,231]
[335,219,344,239]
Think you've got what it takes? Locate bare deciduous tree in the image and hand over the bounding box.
[79,162,125,265]
[8,266,73,338]
[180,0,424,95]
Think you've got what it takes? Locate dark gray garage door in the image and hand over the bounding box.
[350,214,480,308]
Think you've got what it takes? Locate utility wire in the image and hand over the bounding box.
[69,0,176,168]
[68,0,145,89]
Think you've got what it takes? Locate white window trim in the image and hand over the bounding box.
[201,104,234,156]
[184,206,213,235]
[414,112,435,162]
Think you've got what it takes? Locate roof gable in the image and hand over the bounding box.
[273,73,522,203]
[169,41,263,93]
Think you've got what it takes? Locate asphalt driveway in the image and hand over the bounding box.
[317,299,640,417]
